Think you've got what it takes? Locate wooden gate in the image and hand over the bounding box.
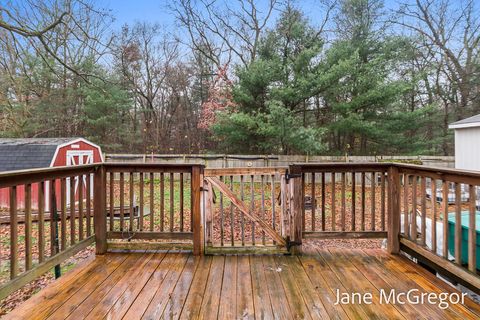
[203,167,290,254]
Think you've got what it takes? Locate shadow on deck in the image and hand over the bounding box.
[5,248,480,320]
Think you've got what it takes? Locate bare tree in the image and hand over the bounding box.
[171,0,281,67]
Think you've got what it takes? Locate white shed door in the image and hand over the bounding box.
[66,150,94,206]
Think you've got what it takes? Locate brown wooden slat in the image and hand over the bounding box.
[139,173,144,231]
[150,172,154,232]
[311,172,316,231]
[302,172,306,232]
[455,183,461,264]
[431,180,437,254]
[205,167,287,176]
[86,174,91,237]
[321,172,325,231]
[49,179,57,256]
[25,184,32,270]
[442,180,449,259]
[129,172,134,231]
[78,175,84,240]
[412,175,418,241]
[261,175,266,245]
[119,172,125,231]
[371,172,375,231]
[421,176,427,245]
[220,176,224,246]
[381,172,386,231]
[192,166,203,256]
[160,172,165,232]
[230,175,235,246]
[351,172,356,231]
[240,174,245,246]
[180,172,184,232]
[60,178,67,251]
[331,172,336,231]
[39,181,45,262]
[170,172,174,232]
[403,174,409,238]
[109,172,114,232]
[271,174,276,234]
[10,186,18,279]
[251,174,255,244]
[361,172,366,231]
[469,184,477,272]
[341,172,346,231]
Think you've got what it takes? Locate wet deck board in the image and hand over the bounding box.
[5,249,480,319]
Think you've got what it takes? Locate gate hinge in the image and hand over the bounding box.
[285,236,302,251]
[285,173,302,183]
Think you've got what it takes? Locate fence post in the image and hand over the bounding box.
[289,165,303,254]
[192,165,204,255]
[94,165,107,254]
[387,165,400,254]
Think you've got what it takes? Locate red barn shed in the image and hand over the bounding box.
[0,138,103,210]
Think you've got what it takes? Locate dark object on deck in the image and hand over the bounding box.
[304,196,316,210]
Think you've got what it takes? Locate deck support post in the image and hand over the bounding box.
[192,165,204,255]
[387,165,400,254]
[288,165,303,254]
[94,165,107,254]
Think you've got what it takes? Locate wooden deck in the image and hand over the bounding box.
[5,249,480,320]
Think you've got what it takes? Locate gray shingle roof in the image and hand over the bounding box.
[449,114,480,128]
[0,138,76,172]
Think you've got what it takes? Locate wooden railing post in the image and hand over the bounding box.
[192,165,204,255]
[387,165,400,254]
[288,165,303,254]
[94,165,107,254]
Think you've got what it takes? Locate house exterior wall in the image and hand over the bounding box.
[454,127,480,171]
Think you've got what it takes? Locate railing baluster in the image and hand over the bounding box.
[220,176,224,246]
[170,172,174,232]
[381,172,386,231]
[361,172,365,231]
[50,179,57,256]
[160,172,165,232]
[431,180,437,254]
[130,172,134,231]
[311,172,316,231]
[240,174,245,246]
[230,175,235,246]
[60,178,67,250]
[10,186,18,279]
[302,172,306,232]
[139,173,144,231]
[341,172,346,231]
[454,183,461,264]
[251,174,255,244]
[351,172,356,231]
[321,172,325,231]
[442,180,449,259]
[86,174,91,237]
[271,174,276,244]
[421,176,427,245]
[25,184,32,270]
[109,172,114,232]
[261,175,266,245]
[39,181,45,262]
[403,174,409,238]
[411,176,417,241]
[371,172,376,231]
[180,173,184,232]
[78,175,84,241]
[331,172,336,231]
[468,184,476,272]
[150,172,154,232]
[119,172,124,231]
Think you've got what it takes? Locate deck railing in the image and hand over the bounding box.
[0,164,101,300]
[0,162,479,299]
